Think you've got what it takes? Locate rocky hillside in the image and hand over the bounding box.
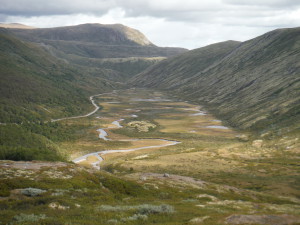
[130,27,300,136]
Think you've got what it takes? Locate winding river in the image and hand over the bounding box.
[51,92,180,169]
[72,118,180,169]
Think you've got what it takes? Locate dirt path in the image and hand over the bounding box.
[51,92,113,122]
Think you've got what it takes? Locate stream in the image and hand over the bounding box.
[50,93,180,169]
[72,118,180,169]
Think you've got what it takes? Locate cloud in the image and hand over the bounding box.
[1,0,300,49]
[223,0,300,8]
[0,0,115,16]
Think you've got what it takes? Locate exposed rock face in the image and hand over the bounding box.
[225,214,300,225]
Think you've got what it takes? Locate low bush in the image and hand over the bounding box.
[98,204,175,215]
[11,213,47,224]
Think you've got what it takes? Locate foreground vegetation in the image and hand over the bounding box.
[1,89,298,224]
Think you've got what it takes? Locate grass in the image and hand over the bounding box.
[0,88,299,224]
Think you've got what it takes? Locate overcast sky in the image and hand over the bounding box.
[1,0,300,49]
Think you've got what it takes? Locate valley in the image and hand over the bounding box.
[57,88,299,197]
[0,23,299,224]
[1,88,299,224]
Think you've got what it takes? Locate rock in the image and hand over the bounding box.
[48,202,69,210]
[196,194,218,201]
[225,214,300,225]
[48,202,58,209]
[236,134,249,141]
[252,140,263,148]
[189,216,210,224]
[163,173,170,178]
[140,176,147,181]
[20,188,46,197]
[75,204,81,208]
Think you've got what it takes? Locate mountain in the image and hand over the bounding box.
[131,40,241,88]
[0,23,36,29]
[130,27,300,136]
[12,23,153,46]
[0,28,120,123]
[0,28,124,161]
[9,23,188,79]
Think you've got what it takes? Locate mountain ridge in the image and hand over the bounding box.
[130,27,300,137]
[8,23,187,79]
[10,23,187,58]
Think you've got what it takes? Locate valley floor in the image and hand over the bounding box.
[0,88,299,224]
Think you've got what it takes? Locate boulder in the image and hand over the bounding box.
[252,140,263,148]
[20,188,46,197]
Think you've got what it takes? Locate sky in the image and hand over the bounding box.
[1,0,300,49]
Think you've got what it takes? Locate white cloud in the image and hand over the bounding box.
[1,0,300,49]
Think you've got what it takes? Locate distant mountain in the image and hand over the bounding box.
[9,23,187,78]
[12,23,153,46]
[130,28,300,136]
[0,23,36,29]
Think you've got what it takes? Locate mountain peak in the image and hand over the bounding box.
[0,23,36,29]
[10,23,154,47]
[74,23,154,46]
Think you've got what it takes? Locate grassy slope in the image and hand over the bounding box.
[0,29,122,161]
[0,29,120,123]
[0,88,299,224]
[130,28,300,136]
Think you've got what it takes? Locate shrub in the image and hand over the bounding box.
[137,204,175,215]
[125,214,148,221]
[107,219,118,224]
[12,213,46,223]
[21,188,47,197]
[97,204,175,215]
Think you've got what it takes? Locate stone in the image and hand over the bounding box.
[189,216,210,224]
[140,176,147,181]
[225,214,300,225]
[20,188,46,197]
[236,134,249,141]
[48,202,69,210]
[196,194,218,201]
[163,173,170,178]
[252,140,263,148]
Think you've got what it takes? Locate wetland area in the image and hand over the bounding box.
[1,88,299,224]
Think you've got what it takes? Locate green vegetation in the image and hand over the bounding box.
[0,25,299,224]
[0,122,81,161]
[0,29,120,123]
[130,27,300,137]
[0,89,299,224]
